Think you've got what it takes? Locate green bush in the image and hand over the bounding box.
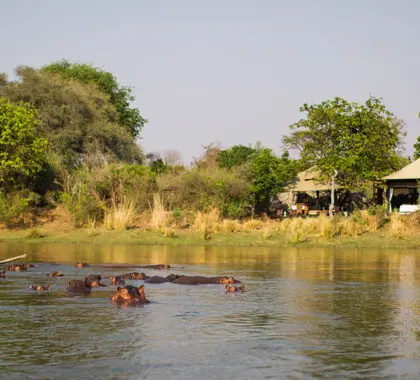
[0,191,40,227]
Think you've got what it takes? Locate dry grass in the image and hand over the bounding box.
[193,208,220,240]
[215,219,241,233]
[104,199,136,231]
[162,227,177,238]
[42,205,74,231]
[193,208,220,231]
[242,219,265,231]
[150,193,169,230]
[388,211,420,238]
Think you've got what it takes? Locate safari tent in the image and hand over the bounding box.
[278,167,341,214]
[383,158,420,211]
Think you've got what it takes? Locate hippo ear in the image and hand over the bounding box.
[117,287,121,292]
[138,285,145,298]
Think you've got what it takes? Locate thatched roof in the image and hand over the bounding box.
[286,167,340,193]
[383,158,420,181]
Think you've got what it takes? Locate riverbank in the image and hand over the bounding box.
[0,226,419,249]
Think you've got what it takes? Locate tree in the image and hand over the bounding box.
[414,118,420,158]
[217,145,257,169]
[0,67,142,169]
[43,60,146,138]
[283,97,405,189]
[248,149,297,214]
[0,98,48,190]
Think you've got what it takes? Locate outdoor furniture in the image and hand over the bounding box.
[296,203,308,216]
[399,204,420,215]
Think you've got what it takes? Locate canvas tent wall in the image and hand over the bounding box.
[279,167,341,208]
[383,158,420,211]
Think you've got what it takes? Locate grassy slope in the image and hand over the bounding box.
[0,227,419,248]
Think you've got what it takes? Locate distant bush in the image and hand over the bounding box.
[0,191,40,227]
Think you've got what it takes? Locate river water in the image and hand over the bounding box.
[0,243,419,379]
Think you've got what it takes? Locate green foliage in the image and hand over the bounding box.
[25,227,45,239]
[0,98,48,190]
[248,149,297,214]
[90,163,154,210]
[43,60,146,138]
[0,67,142,169]
[218,145,256,169]
[283,97,405,189]
[414,136,420,160]
[0,191,40,227]
[170,208,185,228]
[58,170,104,227]
[179,167,250,218]
[146,153,168,175]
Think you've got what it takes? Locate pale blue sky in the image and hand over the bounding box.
[1,0,419,163]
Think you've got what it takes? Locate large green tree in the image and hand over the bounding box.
[0,67,142,169]
[0,98,48,190]
[217,145,257,169]
[43,60,146,138]
[248,149,297,214]
[283,97,405,188]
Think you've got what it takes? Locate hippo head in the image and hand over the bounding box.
[219,277,238,284]
[118,287,135,301]
[109,276,125,285]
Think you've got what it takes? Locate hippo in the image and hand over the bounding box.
[138,264,170,270]
[122,272,149,280]
[8,264,26,271]
[225,284,245,293]
[109,275,126,286]
[66,278,92,293]
[172,275,241,285]
[144,275,170,284]
[0,270,6,278]
[111,285,150,305]
[74,262,89,268]
[85,274,102,282]
[165,274,181,282]
[29,284,51,291]
[47,271,64,277]
[9,263,38,271]
[90,280,107,287]
[85,274,106,287]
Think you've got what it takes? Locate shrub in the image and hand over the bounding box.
[0,191,40,227]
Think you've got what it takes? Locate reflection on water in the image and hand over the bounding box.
[0,243,419,379]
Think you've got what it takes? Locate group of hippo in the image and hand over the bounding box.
[1,261,245,306]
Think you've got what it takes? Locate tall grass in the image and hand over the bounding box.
[242,219,265,231]
[388,211,420,238]
[150,193,168,230]
[104,199,136,230]
[193,208,220,240]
